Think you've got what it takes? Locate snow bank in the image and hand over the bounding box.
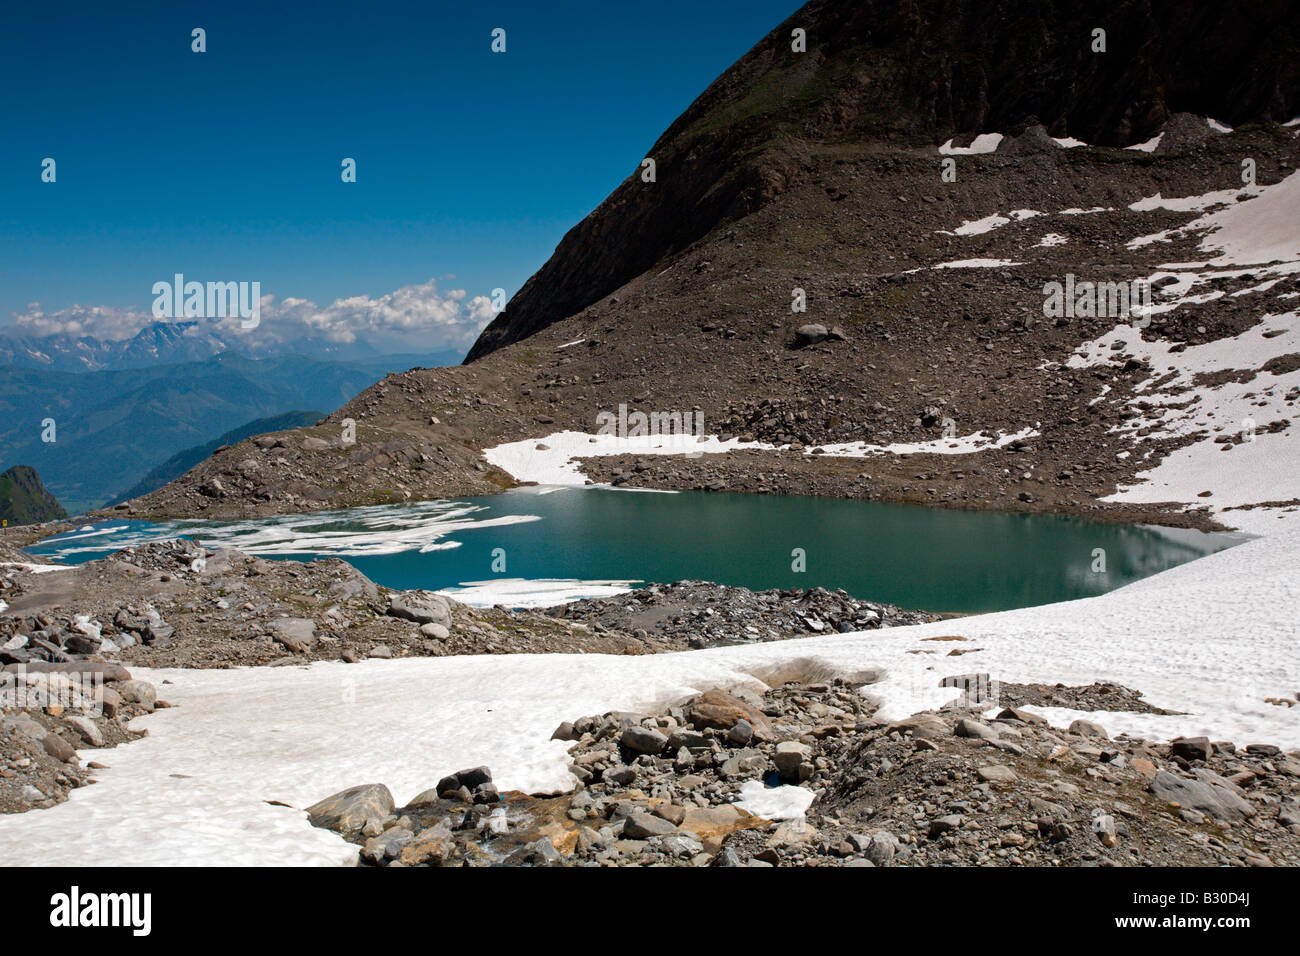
[437,577,639,608]
[938,133,1003,155]
[1,527,1296,865]
[483,431,779,486]
[815,427,1038,458]
[931,258,1022,269]
[1125,133,1163,152]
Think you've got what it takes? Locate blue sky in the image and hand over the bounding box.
[0,0,798,354]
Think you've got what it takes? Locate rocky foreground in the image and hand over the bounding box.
[0,541,937,671]
[0,663,157,813]
[308,681,1300,867]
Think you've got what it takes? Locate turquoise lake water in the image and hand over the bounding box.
[26,487,1245,614]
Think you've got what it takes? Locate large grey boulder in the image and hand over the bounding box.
[794,324,828,347]
[116,679,157,711]
[621,726,667,755]
[306,783,395,833]
[269,618,317,653]
[386,591,451,626]
[1150,770,1255,822]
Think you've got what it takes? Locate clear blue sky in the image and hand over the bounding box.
[0,0,798,345]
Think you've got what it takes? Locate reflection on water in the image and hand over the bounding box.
[27,488,1247,614]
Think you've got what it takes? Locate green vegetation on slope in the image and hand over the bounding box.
[0,465,69,525]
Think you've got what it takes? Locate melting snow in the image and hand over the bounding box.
[0,527,1296,865]
[938,133,1003,155]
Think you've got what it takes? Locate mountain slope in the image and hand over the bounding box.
[131,0,1300,530]
[0,466,68,526]
[0,354,386,512]
[108,410,326,504]
[468,0,1300,360]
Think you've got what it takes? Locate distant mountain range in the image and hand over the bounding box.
[109,409,325,505]
[0,320,466,372]
[0,351,454,514]
[0,465,68,526]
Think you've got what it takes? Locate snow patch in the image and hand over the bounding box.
[0,528,1296,865]
[938,133,1003,155]
[436,578,640,608]
[1125,133,1163,152]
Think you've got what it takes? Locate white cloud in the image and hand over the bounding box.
[12,302,149,341]
[8,279,495,351]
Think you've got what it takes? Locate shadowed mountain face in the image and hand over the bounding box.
[467,0,1300,360]
[0,466,67,526]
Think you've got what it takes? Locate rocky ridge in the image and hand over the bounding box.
[0,662,156,814]
[1,540,940,669]
[308,678,1300,867]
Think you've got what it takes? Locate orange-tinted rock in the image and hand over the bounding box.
[686,691,773,740]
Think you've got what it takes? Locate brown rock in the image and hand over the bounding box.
[686,690,773,741]
[43,733,76,763]
[1130,757,1158,779]
[679,804,767,854]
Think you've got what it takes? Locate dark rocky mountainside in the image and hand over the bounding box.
[0,466,68,526]
[469,0,1300,359]
[125,0,1300,526]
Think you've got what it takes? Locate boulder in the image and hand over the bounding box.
[621,810,677,840]
[1069,719,1109,739]
[269,618,317,653]
[794,324,828,346]
[1150,770,1255,822]
[620,726,668,755]
[774,740,813,781]
[66,715,103,747]
[43,733,77,763]
[436,767,492,798]
[686,690,773,740]
[360,828,413,865]
[954,717,999,741]
[116,679,157,711]
[1169,736,1212,762]
[977,764,1017,784]
[386,591,451,626]
[306,783,396,833]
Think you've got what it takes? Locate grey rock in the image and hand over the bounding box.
[794,324,829,346]
[66,715,103,747]
[116,679,157,711]
[774,740,812,781]
[2,714,48,742]
[1150,770,1255,822]
[864,831,899,866]
[928,814,964,837]
[306,783,396,833]
[727,719,754,745]
[269,618,317,653]
[360,828,413,865]
[436,767,492,797]
[621,810,678,840]
[504,838,563,866]
[621,726,668,755]
[954,718,999,741]
[1170,736,1212,762]
[977,764,1017,784]
[1069,719,1109,739]
[386,591,451,626]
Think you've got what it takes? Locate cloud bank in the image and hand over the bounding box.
[9,279,497,351]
